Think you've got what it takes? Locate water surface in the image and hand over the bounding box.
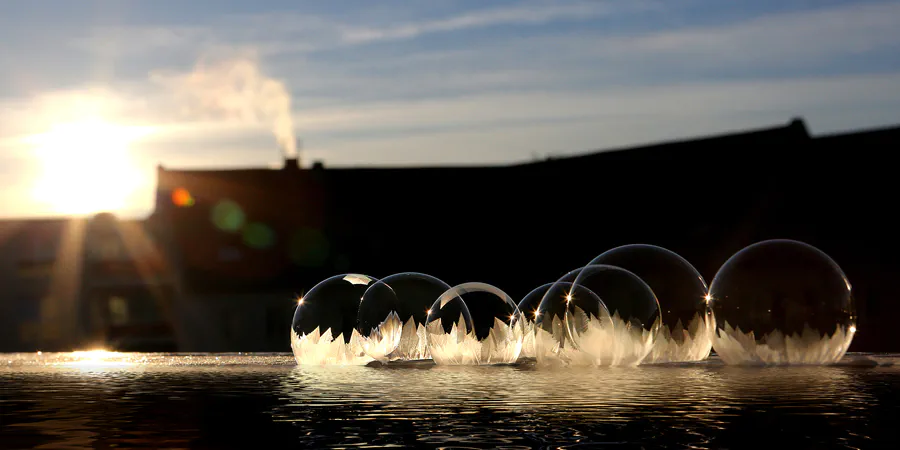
[1,353,898,448]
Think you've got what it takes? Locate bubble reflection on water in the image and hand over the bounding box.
[273,360,890,448]
[1,353,898,448]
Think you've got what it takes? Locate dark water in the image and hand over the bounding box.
[1,353,898,449]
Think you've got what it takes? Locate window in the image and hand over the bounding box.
[108,296,129,326]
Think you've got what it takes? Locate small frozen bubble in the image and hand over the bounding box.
[357,281,403,363]
[357,272,451,362]
[534,281,611,367]
[426,282,524,365]
[708,239,856,365]
[423,288,474,365]
[540,265,661,366]
[290,273,378,365]
[591,244,711,363]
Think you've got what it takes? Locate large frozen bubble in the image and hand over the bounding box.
[708,239,856,365]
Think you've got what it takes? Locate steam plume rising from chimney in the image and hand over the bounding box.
[154,55,297,158]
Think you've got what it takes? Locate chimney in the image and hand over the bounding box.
[788,117,810,138]
[284,139,302,170]
[283,157,300,171]
[280,138,302,170]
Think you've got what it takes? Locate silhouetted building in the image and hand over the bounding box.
[0,219,79,351]
[151,117,900,352]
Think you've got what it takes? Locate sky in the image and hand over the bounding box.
[1,0,900,218]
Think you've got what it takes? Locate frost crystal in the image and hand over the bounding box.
[290,327,372,366]
[360,313,431,362]
[426,317,523,365]
[643,312,713,363]
[713,321,855,365]
[535,306,657,367]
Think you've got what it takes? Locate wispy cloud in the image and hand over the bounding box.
[339,1,637,43]
[61,1,663,59]
[614,1,900,65]
[70,25,214,57]
[289,71,900,140]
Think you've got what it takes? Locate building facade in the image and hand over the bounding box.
[0,214,176,351]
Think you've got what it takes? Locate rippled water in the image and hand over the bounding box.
[2,353,898,449]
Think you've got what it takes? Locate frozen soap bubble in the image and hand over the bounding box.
[544,265,661,366]
[425,282,524,365]
[708,239,856,365]
[533,281,611,367]
[423,288,474,365]
[517,283,556,358]
[591,244,711,363]
[291,273,378,365]
[357,272,450,362]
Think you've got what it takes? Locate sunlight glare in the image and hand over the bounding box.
[25,119,152,215]
[64,349,133,368]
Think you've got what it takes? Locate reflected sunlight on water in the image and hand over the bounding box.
[1,353,898,448]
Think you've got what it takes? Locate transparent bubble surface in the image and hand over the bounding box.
[425,282,523,365]
[290,273,378,365]
[534,281,611,367]
[357,272,450,362]
[709,239,856,365]
[517,283,555,359]
[591,244,711,363]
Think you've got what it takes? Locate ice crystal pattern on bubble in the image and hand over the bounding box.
[644,312,713,364]
[361,312,430,362]
[426,316,524,365]
[290,327,371,366]
[536,306,657,367]
[713,321,855,365]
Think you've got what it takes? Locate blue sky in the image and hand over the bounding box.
[2,0,900,218]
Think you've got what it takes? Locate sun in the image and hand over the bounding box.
[25,118,152,215]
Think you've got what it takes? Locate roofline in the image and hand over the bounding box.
[157,119,796,174]
[155,116,896,174]
[510,118,809,167]
[158,162,512,175]
[814,123,900,139]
